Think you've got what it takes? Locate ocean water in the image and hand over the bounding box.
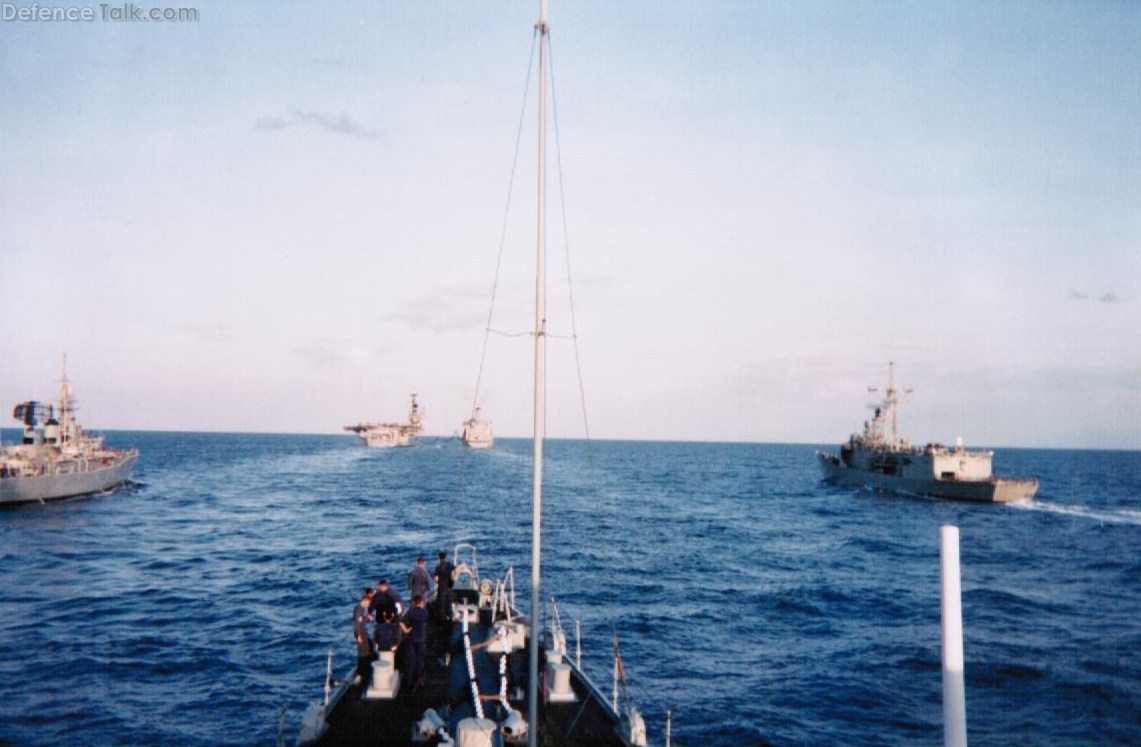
[0,433,1137,746]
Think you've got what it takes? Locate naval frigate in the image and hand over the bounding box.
[0,360,137,505]
[817,363,1039,503]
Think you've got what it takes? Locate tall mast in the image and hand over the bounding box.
[59,353,75,443]
[888,361,897,447]
[528,1,549,744]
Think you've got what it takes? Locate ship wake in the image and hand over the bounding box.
[1007,499,1141,526]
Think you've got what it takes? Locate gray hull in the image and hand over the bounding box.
[817,452,1038,503]
[0,453,138,505]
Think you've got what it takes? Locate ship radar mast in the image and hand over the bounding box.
[58,353,79,445]
[408,392,422,429]
[866,361,912,449]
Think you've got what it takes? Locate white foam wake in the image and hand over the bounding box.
[1008,498,1141,526]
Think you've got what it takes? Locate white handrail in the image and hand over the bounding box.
[323,650,333,706]
[575,619,581,669]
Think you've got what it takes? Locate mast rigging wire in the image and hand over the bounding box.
[470,29,540,418]
[547,32,593,444]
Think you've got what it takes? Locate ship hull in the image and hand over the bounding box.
[461,434,493,450]
[461,416,493,449]
[361,431,417,448]
[0,453,137,505]
[817,451,1038,503]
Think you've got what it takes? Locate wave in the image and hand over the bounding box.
[1007,498,1141,526]
[4,436,1137,747]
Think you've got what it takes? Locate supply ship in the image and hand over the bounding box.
[460,407,493,450]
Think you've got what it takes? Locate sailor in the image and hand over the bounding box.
[353,588,376,685]
[400,594,429,690]
[373,607,403,656]
[408,556,433,603]
[370,579,404,620]
[432,551,455,622]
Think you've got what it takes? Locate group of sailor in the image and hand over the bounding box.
[351,551,458,691]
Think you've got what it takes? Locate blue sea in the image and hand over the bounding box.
[0,432,1138,746]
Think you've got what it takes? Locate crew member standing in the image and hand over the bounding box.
[432,551,455,623]
[408,556,432,604]
[353,588,376,685]
[370,579,404,620]
[401,594,429,690]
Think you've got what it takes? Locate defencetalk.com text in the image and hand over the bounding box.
[2,3,199,22]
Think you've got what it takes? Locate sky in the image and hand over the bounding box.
[1,1,1138,449]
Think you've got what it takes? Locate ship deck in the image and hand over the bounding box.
[312,610,629,747]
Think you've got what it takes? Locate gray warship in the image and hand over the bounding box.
[817,363,1039,503]
[0,360,137,505]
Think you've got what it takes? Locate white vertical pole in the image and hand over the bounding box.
[527,3,549,747]
[941,525,968,747]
